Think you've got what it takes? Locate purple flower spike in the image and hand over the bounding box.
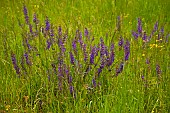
[84,28,89,38]
[108,43,115,66]
[132,31,139,39]
[58,26,62,36]
[29,24,33,34]
[45,17,50,31]
[153,21,158,32]
[72,40,77,53]
[90,46,95,64]
[143,32,147,41]
[116,62,124,76]
[23,5,29,24]
[137,18,142,36]
[124,40,130,61]
[70,52,75,65]
[11,53,20,74]
[118,36,124,48]
[100,37,105,57]
[50,28,54,37]
[24,52,32,66]
[46,39,52,50]
[33,13,38,24]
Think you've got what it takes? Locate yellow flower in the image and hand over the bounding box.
[5,105,10,111]
[142,54,145,57]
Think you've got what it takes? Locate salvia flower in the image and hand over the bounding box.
[108,43,115,66]
[46,39,52,50]
[33,13,38,24]
[100,37,105,57]
[143,32,147,41]
[29,24,33,34]
[45,17,50,31]
[58,26,62,36]
[23,5,29,24]
[137,18,142,36]
[153,21,158,32]
[90,46,95,64]
[11,53,20,74]
[70,52,75,65]
[118,36,124,49]
[132,31,139,39]
[25,38,32,51]
[24,52,32,66]
[116,62,124,76]
[84,28,89,39]
[50,28,54,37]
[72,40,77,53]
[124,40,130,61]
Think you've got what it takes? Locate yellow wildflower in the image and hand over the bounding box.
[5,105,10,111]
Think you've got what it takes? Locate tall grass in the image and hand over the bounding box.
[0,0,170,112]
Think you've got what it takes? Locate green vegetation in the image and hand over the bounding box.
[0,0,170,112]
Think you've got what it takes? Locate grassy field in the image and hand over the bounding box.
[0,0,170,112]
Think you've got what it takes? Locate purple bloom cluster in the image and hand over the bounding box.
[11,53,20,74]
[23,5,29,24]
[137,18,142,36]
[124,40,130,61]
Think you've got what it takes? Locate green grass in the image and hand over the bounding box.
[0,0,170,112]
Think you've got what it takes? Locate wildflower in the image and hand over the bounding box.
[29,24,33,34]
[141,75,144,80]
[142,54,145,57]
[58,26,62,36]
[100,37,105,57]
[70,52,75,65]
[116,62,124,76]
[153,21,158,32]
[84,28,89,39]
[90,46,95,64]
[118,36,124,49]
[107,43,114,66]
[50,28,54,37]
[132,31,138,39]
[45,17,50,31]
[137,18,142,36]
[142,32,147,41]
[11,53,20,74]
[46,39,52,50]
[124,40,130,61]
[24,52,32,66]
[72,40,77,53]
[33,13,38,25]
[23,5,29,24]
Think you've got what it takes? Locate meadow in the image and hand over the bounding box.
[0,0,170,112]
